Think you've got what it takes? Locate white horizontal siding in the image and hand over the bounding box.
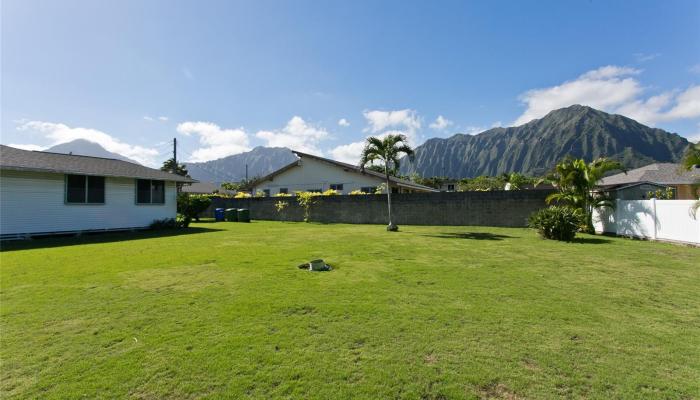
[254,157,387,195]
[0,170,177,235]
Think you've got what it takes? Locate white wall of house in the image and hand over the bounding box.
[593,199,699,245]
[0,170,177,236]
[254,157,389,195]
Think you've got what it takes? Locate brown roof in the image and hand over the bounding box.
[0,145,195,183]
[252,150,438,192]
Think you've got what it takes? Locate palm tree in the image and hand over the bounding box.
[542,157,625,234]
[681,142,700,215]
[359,134,414,231]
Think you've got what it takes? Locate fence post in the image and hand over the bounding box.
[651,197,657,240]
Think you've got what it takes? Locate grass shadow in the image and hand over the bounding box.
[572,236,613,245]
[422,232,517,241]
[0,227,225,252]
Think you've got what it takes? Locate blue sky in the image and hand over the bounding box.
[2,0,699,166]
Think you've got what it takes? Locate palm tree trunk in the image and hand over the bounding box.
[385,167,397,231]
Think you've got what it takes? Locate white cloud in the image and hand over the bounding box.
[338,118,350,127]
[330,141,366,164]
[634,52,660,63]
[463,126,485,135]
[429,115,453,130]
[363,109,421,134]
[16,121,159,166]
[491,121,503,128]
[255,116,329,154]
[144,115,169,123]
[8,143,45,151]
[177,121,251,162]
[513,65,700,127]
[514,66,643,125]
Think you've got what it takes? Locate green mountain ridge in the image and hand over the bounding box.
[400,105,690,178]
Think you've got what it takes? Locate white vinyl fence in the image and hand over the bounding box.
[593,199,700,245]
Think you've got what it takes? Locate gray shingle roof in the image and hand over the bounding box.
[0,145,195,182]
[598,163,700,186]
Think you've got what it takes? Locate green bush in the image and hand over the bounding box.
[149,218,179,230]
[177,193,212,223]
[528,206,583,241]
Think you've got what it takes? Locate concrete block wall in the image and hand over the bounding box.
[204,190,553,227]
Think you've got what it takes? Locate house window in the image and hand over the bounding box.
[279,188,288,194]
[263,189,270,197]
[66,174,105,204]
[361,186,377,193]
[391,187,399,194]
[330,183,344,191]
[447,184,455,191]
[136,179,165,204]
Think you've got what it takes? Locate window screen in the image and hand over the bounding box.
[66,175,87,203]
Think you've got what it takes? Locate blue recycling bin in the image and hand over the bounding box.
[214,208,225,222]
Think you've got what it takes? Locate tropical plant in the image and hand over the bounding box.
[681,142,700,214]
[528,206,583,241]
[176,193,212,223]
[647,187,675,200]
[275,200,289,221]
[458,175,505,191]
[161,158,189,177]
[359,134,414,231]
[540,157,625,234]
[296,191,321,222]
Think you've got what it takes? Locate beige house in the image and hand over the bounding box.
[251,151,437,196]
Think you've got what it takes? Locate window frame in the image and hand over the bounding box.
[135,179,166,205]
[330,183,344,191]
[64,174,106,205]
[279,188,288,194]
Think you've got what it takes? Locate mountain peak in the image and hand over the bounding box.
[46,139,139,164]
[401,106,689,178]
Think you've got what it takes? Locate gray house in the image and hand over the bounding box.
[597,163,700,200]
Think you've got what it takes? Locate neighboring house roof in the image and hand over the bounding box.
[598,163,700,187]
[596,181,670,192]
[253,150,439,192]
[181,181,234,195]
[0,145,195,183]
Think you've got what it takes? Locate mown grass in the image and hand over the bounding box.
[1,221,698,399]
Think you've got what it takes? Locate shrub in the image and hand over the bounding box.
[349,190,368,195]
[647,187,674,200]
[322,189,339,196]
[234,192,252,199]
[149,218,178,229]
[296,191,321,222]
[274,192,292,197]
[528,206,583,241]
[254,190,265,198]
[177,193,212,223]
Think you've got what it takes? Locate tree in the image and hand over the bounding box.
[359,134,414,231]
[541,157,625,234]
[161,158,189,177]
[681,142,700,214]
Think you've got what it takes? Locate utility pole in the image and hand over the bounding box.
[173,138,177,166]
[245,164,248,182]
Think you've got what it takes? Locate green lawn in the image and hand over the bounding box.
[1,221,698,399]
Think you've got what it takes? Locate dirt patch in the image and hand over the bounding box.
[478,383,522,400]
